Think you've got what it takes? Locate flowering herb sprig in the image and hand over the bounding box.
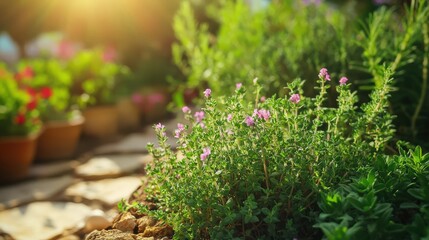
[144,67,395,239]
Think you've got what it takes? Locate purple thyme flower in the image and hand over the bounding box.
[227,114,233,122]
[373,0,391,5]
[303,0,321,6]
[258,109,271,121]
[290,94,301,104]
[174,123,185,138]
[339,77,348,85]
[318,68,331,81]
[245,116,255,126]
[155,123,164,130]
[260,96,266,102]
[194,111,205,123]
[203,88,211,98]
[182,106,191,114]
[200,147,211,162]
[236,83,242,89]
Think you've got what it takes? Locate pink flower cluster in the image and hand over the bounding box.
[245,116,255,126]
[195,111,205,123]
[174,123,185,138]
[204,88,211,98]
[236,83,242,90]
[318,68,331,81]
[201,147,211,162]
[182,106,191,114]
[253,109,271,121]
[227,114,233,122]
[289,94,301,104]
[339,77,348,85]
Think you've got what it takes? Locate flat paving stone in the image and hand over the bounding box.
[75,154,151,179]
[29,160,80,178]
[0,201,93,240]
[95,133,178,154]
[0,175,74,210]
[65,176,142,206]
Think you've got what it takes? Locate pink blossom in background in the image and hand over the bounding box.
[339,77,349,85]
[204,88,211,98]
[200,147,211,161]
[182,106,191,114]
[245,116,255,126]
[195,111,205,123]
[303,0,321,5]
[290,94,301,104]
[260,96,266,102]
[131,93,144,104]
[318,68,331,81]
[102,45,117,62]
[56,41,77,60]
[236,83,242,89]
[227,114,233,122]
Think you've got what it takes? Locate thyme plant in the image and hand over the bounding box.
[144,67,395,239]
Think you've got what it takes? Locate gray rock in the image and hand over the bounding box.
[75,155,149,179]
[95,132,178,155]
[0,202,92,240]
[0,175,74,210]
[65,176,142,206]
[29,160,80,178]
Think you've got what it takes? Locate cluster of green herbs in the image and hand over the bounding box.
[316,144,429,239]
[355,0,429,145]
[172,0,353,100]
[172,0,429,147]
[141,67,396,239]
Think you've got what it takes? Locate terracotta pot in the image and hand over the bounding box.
[35,117,84,162]
[0,133,38,183]
[82,105,118,138]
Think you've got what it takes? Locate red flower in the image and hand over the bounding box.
[27,99,37,111]
[22,67,33,78]
[15,114,26,125]
[14,67,34,81]
[39,87,53,99]
[26,88,37,97]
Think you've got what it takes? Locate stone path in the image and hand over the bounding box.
[0,118,180,240]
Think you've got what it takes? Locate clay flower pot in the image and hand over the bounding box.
[82,105,118,139]
[35,117,85,162]
[0,133,39,183]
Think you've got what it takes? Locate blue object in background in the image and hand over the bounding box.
[0,32,19,65]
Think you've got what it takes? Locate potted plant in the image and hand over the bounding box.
[17,59,85,161]
[0,64,42,183]
[67,48,129,138]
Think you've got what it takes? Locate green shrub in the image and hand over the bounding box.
[172,0,353,100]
[316,144,429,239]
[143,67,394,239]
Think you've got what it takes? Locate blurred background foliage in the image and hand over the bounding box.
[0,0,428,149]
